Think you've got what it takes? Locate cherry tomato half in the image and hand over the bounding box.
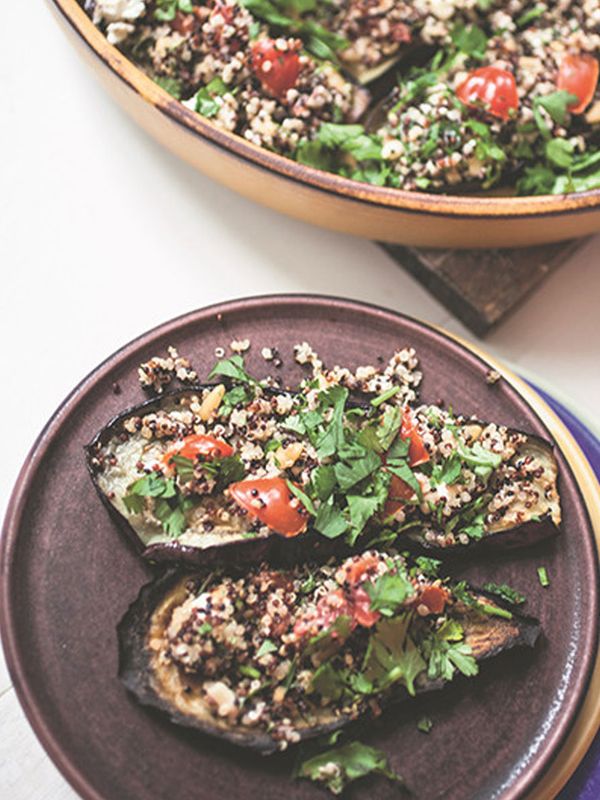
[229,477,308,537]
[557,54,599,114]
[417,585,449,615]
[383,473,417,518]
[293,588,352,640]
[343,554,382,586]
[351,586,381,628]
[456,66,519,121]
[401,408,430,468]
[163,434,233,469]
[251,38,302,100]
[293,585,380,640]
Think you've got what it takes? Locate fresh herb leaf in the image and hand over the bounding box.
[423,619,478,681]
[295,741,403,795]
[311,465,337,501]
[286,480,316,516]
[311,662,347,701]
[375,405,403,452]
[417,716,433,733]
[366,572,415,617]
[154,75,183,99]
[450,22,488,58]
[430,452,463,486]
[545,138,574,169]
[169,454,195,481]
[453,582,513,619]
[314,497,349,539]
[482,582,526,605]
[314,386,349,458]
[371,386,402,407]
[256,639,277,658]
[334,450,381,491]
[154,0,193,22]
[363,616,426,696]
[208,353,257,385]
[533,91,578,136]
[239,664,261,679]
[537,566,550,587]
[516,4,545,28]
[413,556,442,578]
[202,454,246,491]
[125,473,177,500]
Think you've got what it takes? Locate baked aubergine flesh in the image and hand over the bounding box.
[118,549,541,753]
[86,375,560,564]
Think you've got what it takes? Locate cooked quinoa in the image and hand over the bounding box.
[84,0,600,194]
[89,340,560,555]
[145,549,523,748]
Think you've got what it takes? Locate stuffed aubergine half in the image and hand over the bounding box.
[86,371,560,565]
[118,549,541,753]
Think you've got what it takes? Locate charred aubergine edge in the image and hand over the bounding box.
[117,551,542,754]
[86,384,561,567]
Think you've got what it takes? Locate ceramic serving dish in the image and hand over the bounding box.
[1,295,599,800]
[48,1,600,248]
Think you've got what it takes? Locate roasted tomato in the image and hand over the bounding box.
[417,585,449,615]
[251,38,302,100]
[293,588,352,640]
[456,66,519,121]
[229,477,308,537]
[343,553,382,586]
[383,473,417,518]
[163,434,233,469]
[294,585,379,640]
[557,54,599,114]
[401,408,430,467]
[350,586,381,627]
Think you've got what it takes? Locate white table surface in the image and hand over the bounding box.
[1,4,600,798]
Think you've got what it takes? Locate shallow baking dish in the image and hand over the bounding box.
[49,0,600,248]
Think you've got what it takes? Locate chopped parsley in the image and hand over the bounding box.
[256,639,278,658]
[208,353,257,385]
[153,0,193,22]
[483,582,526,606]
[537,566,550,587]
[123,473,193,537]
[417,716,433,734]
[422,619,478,681]
[365,572,415,617]
[453,581,514,620]
[295,741,403,795]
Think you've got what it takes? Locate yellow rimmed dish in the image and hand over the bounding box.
[49,1,600,248]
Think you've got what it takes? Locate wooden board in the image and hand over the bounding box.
[380,239,586,336]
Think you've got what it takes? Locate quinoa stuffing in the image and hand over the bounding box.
[84,0,600,194]
[88,340,560,555]
[140,549,530,750]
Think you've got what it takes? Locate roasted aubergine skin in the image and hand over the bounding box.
[118,551,541,754]
[87,384,561,566]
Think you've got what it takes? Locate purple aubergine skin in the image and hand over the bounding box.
[84,384,340,567]
[117,567,542,755]
[85,387,561,566]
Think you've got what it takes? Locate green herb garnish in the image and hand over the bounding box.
[537,566,550,587]
[295,741,403,795]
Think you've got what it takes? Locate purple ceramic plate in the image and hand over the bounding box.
[1,296,598,800]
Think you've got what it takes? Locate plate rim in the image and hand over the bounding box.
[1,294,599,800]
